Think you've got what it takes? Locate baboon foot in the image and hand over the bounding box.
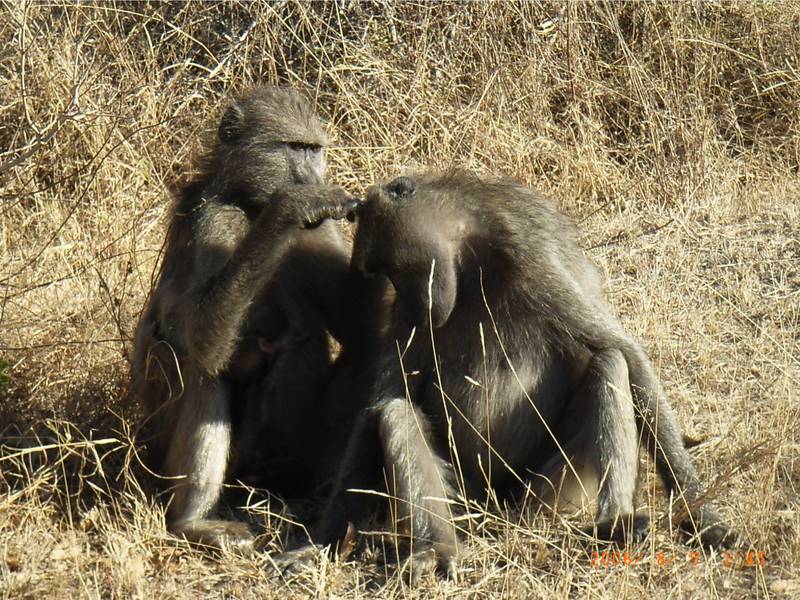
[271,523,361,576]
[173,518,254,555]
[590,513,650,546]
[397,547,458,584]
[270,544,325,575]
[681,510,740,549]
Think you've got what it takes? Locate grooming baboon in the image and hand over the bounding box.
[312,171,737,576]
[131,87,381,552]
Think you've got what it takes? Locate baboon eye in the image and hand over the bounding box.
[287,142,322,152]
[386,176,416,200]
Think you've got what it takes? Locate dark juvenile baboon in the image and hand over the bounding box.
[315,171,737,576]
[131,87,380,552]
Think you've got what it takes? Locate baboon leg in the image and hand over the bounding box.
[164,379,253,551]
[533,349,645,543]
[584,349,647,543]
[541,269,735,547]
[377,398,459,579]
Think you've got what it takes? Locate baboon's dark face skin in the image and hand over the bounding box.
[352,176,465,328]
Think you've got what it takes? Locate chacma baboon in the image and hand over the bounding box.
[312,171,737,576]
[131,87,381,552]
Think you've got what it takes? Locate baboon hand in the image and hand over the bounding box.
[293,185,362,229]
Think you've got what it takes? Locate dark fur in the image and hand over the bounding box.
[316,171,736,576]
[130,87,381,551]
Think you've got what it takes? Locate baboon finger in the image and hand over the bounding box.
[302,196,362,229]
[346,197,370,222]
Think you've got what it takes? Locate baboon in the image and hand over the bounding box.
[131,87,381,552]
[311,171,737,576]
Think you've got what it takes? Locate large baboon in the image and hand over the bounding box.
[131,87,381,552]
[312,172,737,576]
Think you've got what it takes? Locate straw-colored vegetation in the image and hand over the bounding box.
[1,2,798,598]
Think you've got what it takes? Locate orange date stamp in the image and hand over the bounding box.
[590,549,767,569]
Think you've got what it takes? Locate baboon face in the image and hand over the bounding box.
[353,176,466,328]
[285,141,325,184]
[217,87,329,192]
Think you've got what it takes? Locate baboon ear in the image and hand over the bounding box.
[218,101,245,144]
[385,176,416,200]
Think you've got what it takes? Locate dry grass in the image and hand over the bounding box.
[1,1,799,598]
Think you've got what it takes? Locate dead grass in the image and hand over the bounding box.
[1,1,798,598]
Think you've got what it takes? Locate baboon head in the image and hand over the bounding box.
[214,87,329,197]
[352,175,475,328]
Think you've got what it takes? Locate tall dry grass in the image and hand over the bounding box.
[1,2,798,598]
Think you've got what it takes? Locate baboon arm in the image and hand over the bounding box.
[174,207,294,376]
[377,397,459,567]
[375,334,423,397]
[175,185,357,376]
[317,348,436,549]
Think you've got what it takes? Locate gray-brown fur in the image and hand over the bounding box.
[316,171,736,575]
[131,87,381,552]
